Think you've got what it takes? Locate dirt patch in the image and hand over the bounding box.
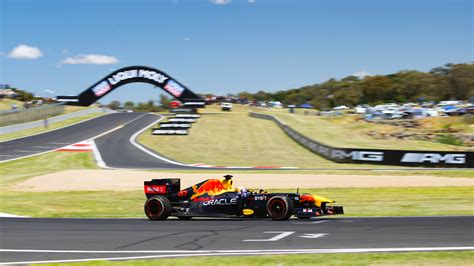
[12,170,474,192]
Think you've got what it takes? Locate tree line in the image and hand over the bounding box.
[236,63,474,110]
[105,94,170,112]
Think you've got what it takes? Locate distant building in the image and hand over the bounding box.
[0,89,17,98]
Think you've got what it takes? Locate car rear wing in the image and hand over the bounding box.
[144,179,180,199]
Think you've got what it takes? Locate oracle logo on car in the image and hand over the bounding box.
[202,198,237,206]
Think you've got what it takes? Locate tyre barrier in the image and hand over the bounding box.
[168,118,197,123]
[153,113,200,135]
[249,112,473,168]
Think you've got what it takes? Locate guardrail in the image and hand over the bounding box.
[0,103,65,127]
[249,112,473,168]
[0,107,108,135]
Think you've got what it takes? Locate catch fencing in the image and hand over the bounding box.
[0,103,65,127]
[249,112,473,168]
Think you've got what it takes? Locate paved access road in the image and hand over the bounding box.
[0,113,145,162]
[1,216,473,264]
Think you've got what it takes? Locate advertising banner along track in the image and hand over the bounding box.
[57,66,204,107]
[249,112,473,168]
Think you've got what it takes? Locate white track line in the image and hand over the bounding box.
[128,116,191,167]
[0,213,28,218]
[2,247,473,265]
[127,116,297,169]
[312,220,329,224]
[90,140,108,168]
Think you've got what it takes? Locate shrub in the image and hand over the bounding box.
[437,134,464,146]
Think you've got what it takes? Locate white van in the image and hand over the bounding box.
[221,102,233,111]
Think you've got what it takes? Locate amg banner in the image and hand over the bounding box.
[57,66,204,107]
[249,112,473,168]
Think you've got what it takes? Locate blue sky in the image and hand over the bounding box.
[1,0,472,103]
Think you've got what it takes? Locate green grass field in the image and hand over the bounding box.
[0,112,104,142]
[138,106,409,169]
[255,107,467,151]
[138,111,335,168]
[37,251,474,266]
[0,98,24,110]
[0,152,98,187]
[137,104,472,168]
[2,186,472,218]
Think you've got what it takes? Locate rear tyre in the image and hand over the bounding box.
[144,196,172,220]
[266,196,294,221]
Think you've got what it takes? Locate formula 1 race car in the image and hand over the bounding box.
[144,175,344,220]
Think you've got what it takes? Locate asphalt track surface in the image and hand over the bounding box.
[1,216,472,264]
[94,113,186,169]
[0,113,146,162]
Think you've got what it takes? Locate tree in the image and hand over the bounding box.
[234,62,473,106]
[124,101,135,109]
[107,101,121,110]
[159,95,171,109]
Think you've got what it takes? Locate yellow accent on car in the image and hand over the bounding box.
[313,195,335,207]
[243,209,254,215]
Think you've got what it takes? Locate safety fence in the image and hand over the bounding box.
[249,112,473,168]
[0,103,65,127]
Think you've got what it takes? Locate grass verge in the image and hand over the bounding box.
[254,107,467,151]
[1,187,472,218]
[0,152,98,187]
[37,251,474,266]
[0,112,103,142]
[138,108,411,169]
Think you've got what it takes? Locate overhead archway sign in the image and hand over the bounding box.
[56,66,204,107]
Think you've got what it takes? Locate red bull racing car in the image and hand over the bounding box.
[144,175,344,221]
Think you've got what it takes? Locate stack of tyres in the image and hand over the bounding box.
[152,113,201,135]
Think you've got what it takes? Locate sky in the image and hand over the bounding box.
[0,0,472,104]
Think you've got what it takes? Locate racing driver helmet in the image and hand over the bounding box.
[236,186,248,197]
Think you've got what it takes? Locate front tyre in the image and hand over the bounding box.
[266,196,294,221]
[144,196,172,220]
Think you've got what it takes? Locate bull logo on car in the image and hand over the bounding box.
[190,179,229,199]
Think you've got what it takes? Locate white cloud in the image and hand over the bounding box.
[61,54,119,65]
[248,0,256,3]
[8,44,43,59]
[352,70,371,78]
[210,0,231,5]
